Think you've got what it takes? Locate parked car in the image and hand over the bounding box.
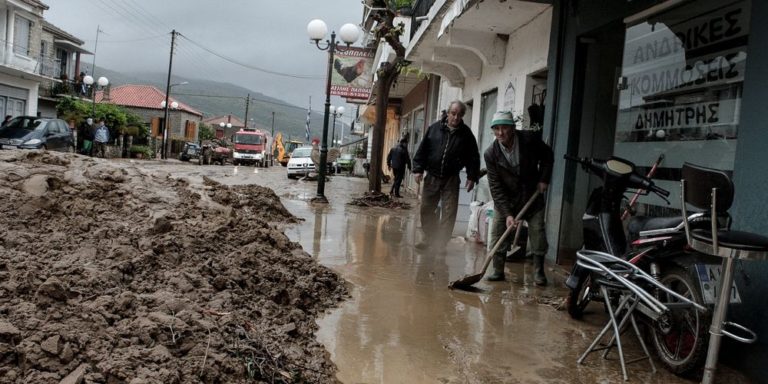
[286,147,315,179]
[333,153,356,174]
[0,116,74,152]
[179,142,200,162]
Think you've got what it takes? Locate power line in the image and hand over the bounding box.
[178,34,322,80]
[95,0,212,76]
[82,34,166,43]
[173,92,315,112]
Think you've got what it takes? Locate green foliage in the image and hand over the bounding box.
[198,123,216,141]
[391,0,411,8]
[128,145,153,158]
[120,126,140,136]
[56,97,145,139]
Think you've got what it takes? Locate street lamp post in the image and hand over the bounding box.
[307,19,360,203]
[161,81,188,159]
[83,75,109,116]
[330,105,344,148]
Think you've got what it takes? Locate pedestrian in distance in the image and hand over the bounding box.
[80,118,94,156]
[76,72,87,96]
[93,119,110,158]
[412,100,481,253]
[483,111,553,285]
[387,137,412,198]
[1,115,12,128]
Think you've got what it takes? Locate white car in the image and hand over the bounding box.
[286,147,315,179]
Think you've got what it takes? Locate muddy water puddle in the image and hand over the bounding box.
[162,163,750,384]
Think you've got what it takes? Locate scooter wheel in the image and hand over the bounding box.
[567,274,592,319]
[648,266,710,376]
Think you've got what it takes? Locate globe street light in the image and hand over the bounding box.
[307,19,360,203]
[83,75,109,116]
[330,105,344,148]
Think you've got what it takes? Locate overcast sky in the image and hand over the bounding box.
[44,0,365,122]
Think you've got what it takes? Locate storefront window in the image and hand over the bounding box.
[614,0,750,206]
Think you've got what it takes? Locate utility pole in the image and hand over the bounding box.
[89,25,103,116]
[243,93,250,129]
[162,30,178,160]
[271,111,275,137]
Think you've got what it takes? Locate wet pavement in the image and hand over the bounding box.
[150,160,751,384]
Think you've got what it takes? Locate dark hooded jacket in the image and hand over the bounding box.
[387,141,411,170]
[484,131,553,219]
[413,119,480,182]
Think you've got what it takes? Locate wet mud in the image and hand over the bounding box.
[0,151,347,383]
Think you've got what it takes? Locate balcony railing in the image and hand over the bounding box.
[41,80,92,99]
[411,0,437,37]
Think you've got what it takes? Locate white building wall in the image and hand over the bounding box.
[0,72,39,115]
[458,8,552,134]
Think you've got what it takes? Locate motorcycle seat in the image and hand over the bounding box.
[627,216,682,238]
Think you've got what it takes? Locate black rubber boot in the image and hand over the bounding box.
[533,254,547,286]
[486,254,506,281]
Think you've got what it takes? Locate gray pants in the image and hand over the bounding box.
[94,142,108,158]
[490,206,548,271]
[420,173,460,247]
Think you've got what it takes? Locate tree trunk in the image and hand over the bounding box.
[367,7,407,193]
[369,63,400,193]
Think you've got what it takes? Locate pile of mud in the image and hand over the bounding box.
[0,151,348,383]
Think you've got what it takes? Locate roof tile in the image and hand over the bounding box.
[96,85,202,117]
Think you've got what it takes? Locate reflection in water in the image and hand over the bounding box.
[282,185,711,383]
[311,208,324,259]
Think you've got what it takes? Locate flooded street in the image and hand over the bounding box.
[157,160,750,384]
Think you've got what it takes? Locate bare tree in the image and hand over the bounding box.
[368,7,408,193]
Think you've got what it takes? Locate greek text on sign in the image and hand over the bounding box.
[626,99,740,132]
[623,2,748,67]
[624,50,745,100]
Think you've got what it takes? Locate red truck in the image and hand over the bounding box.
[231,129,273,167]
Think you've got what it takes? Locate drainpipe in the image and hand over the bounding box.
[5,9,13,66]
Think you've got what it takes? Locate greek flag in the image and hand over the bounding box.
[305,106,311,141]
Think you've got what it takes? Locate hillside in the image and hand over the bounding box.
[88,66,354,142]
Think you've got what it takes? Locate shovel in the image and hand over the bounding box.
[449,191,540,290]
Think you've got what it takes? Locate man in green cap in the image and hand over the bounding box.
[484,111,553,285]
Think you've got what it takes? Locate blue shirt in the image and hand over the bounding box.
[94,125,109,143]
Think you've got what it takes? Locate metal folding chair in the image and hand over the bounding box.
[575,250,706,381]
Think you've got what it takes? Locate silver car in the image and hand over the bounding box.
[286,147,314,179]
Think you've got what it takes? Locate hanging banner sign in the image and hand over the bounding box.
[330,47,375,100]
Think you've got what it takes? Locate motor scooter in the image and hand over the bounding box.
[563,155,719,375]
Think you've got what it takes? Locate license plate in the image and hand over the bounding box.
[695,264,741,304]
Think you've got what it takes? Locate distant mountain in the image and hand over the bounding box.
[87,66,353,142]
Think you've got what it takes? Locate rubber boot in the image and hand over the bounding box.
[533,254,547,286]
[486,253,506,281]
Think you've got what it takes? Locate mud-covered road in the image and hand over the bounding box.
[0,151,347,383]
[0,150,752,384]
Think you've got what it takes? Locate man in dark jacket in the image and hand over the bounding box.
[412,100,481,253]
[387,137,411,198]
[484,111,553,285]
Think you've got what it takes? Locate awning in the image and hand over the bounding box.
[339,135,368,148]
[360,104,377,124]
[54,39,92,54]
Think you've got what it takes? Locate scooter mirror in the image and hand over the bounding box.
[606,158,634,175]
